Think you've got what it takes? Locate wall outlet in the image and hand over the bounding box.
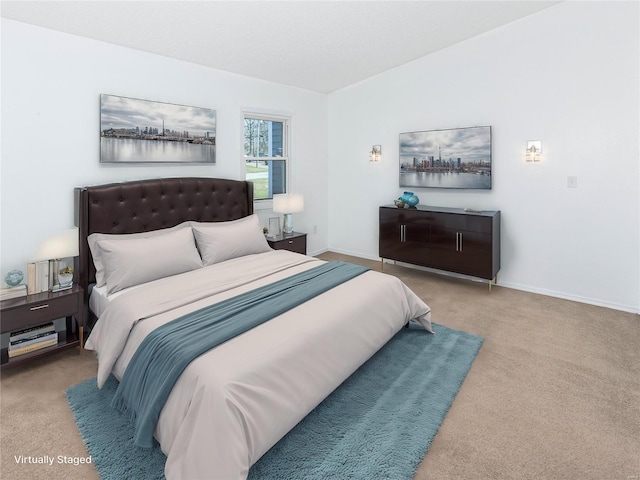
[567,176,578,188]
[313,225,318,234]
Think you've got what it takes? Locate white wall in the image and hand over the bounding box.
[0,19,329,275]
[328,1,639,313]
[2,3,639,314]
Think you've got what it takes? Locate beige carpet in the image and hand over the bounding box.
[1,252,638,480]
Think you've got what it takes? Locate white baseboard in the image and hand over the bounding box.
[497,280,639,315]
[308,247,329,257]
[325,248,640,315]
[324,247,381,262]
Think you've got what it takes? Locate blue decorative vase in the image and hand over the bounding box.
[399,191,419,207]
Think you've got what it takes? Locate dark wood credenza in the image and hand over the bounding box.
[379,205,500,290]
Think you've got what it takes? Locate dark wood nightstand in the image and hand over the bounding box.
[0,284,85,370]
[267,231,307,255]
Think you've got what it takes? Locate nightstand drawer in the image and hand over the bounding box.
[268,233,307,255]
[1,291,79,333]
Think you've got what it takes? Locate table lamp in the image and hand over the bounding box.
[273,194,304,235]
[36,227,79,290]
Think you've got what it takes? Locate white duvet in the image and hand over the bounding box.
[85,250,432,480]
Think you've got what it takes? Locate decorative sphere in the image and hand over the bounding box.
[5,269,24,287]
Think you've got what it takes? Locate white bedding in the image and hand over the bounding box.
[85,250,432,479]
[89,283,143,318]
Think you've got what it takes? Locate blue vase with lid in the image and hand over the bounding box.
[398,191,419,207]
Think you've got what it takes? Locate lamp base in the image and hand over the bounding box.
[283,213,293,235]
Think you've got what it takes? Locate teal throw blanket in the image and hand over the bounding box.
[111,261,369,448]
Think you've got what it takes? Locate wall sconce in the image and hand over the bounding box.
[369,145,381,163]
[526,141,542,162]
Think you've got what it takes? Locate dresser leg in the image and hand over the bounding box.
[488,274,498,293]
[79,326,84,351]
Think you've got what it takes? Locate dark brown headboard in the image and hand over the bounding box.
[74,177,253,323]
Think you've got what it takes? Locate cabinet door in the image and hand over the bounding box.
[379,208,429,263]
[456,230,494,279]
[429,214,494,279]
[426,225,458,271]
[379,208,402,259]
[402,210,430,263]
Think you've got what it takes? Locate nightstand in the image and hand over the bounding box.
[267,231,307,255]
[0,284,84,370]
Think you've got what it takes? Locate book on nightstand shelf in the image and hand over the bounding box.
[8,322,59,358]
[9,322,55,342]
[8,338,58,358]
[10,331,58,349]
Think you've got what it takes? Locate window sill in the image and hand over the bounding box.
[253,199,273,211]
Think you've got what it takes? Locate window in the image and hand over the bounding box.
[244,114,289,201]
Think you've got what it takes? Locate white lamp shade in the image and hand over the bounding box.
[273,194,304,214]
[36,227,79,260]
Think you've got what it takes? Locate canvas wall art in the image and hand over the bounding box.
[399,126,492,189]
[100,94,216,164]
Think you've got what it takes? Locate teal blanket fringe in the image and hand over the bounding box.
[111,261,369,448]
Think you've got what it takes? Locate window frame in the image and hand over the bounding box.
[243,112,291,209]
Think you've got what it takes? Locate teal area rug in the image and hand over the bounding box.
[66,323,483,479]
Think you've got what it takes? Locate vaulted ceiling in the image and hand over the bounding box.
[1,1,561,93]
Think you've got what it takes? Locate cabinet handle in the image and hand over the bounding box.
[30,304,49,311]
[455,232,464,252]
[288,240,294,244]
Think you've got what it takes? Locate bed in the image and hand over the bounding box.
[75,177,432,479]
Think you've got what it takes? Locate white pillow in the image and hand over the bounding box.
[97,227,203,295]
[88,222,190,287]
[192,214,272,266]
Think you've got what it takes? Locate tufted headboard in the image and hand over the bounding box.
[74,177,253,324]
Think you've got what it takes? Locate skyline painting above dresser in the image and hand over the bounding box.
[399,126,492,189]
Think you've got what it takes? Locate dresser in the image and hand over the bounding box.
[379,205,500,290]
